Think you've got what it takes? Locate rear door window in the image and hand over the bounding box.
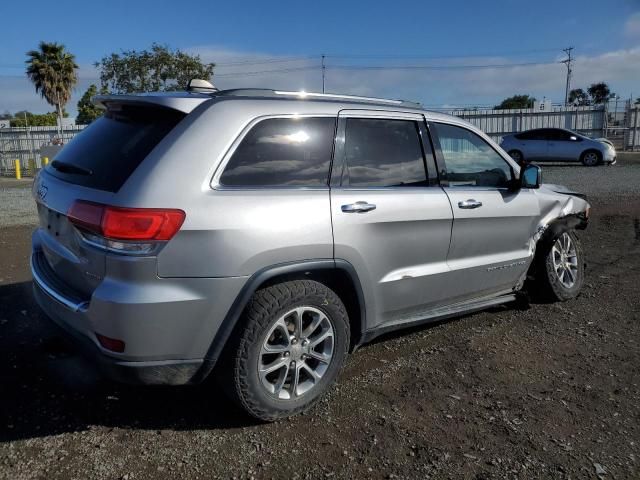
[48,105,185,192]
[547,129,572,141]
[341,118,428,187]
[219,117,336,187]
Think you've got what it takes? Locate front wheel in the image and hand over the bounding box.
[581,150,601,166]
[533,229,585,301]
[222,280,350,421]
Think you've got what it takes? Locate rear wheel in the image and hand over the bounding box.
[580,150,601,166]
[533,229,585,302]
[222,280,349,421]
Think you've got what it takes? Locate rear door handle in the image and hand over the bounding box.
[341,201,377,213]
[458,199,483,209]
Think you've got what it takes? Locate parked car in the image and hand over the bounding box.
[500,128,616,166]
[31,85,590,421]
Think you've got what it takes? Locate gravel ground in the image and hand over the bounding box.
[542,155,640,197]
[0,179,37,228]
[1,154,639,479]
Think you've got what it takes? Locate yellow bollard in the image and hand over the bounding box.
[42,156,49,166]
[28,158,35,176]
[15,159,21,180]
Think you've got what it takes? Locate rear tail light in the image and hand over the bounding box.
[67,200,185,254]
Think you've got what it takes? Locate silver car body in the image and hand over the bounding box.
[30,89,590,385]
[500,128,616,164]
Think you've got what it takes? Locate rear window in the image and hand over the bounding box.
[48,105,185,192]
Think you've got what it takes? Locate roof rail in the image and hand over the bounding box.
[213,88,421,107]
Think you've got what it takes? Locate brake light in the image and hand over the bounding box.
[68,201,185,241]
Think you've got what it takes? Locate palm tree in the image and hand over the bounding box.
[25,41,78,135]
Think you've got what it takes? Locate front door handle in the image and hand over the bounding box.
[458,199,483,209]
[341,201,377,213]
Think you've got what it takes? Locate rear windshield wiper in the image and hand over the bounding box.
[51,160,93,176]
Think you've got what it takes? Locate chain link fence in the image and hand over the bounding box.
[0,125,85,177]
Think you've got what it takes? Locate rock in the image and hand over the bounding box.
[594,463,606,475]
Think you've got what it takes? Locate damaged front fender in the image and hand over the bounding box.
[515,184,590,290]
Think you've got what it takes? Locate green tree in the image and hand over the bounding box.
[568,88,589,106]
[587,82,611,104]
[95,43,215,94]
[76,84,107,124]
[9,110,67,127]
[25,41,78,133]
[494,94,536,110]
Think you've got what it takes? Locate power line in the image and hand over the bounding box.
[0,47,570,71]
[214,55,316,67]
[325,61,558,71]
[322,47,565,60]
[214,65,320,78]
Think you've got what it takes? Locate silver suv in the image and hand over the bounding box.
[31,87,590,420]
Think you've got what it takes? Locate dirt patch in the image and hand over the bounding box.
[1,197,639,479]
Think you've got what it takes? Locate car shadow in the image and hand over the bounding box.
[0,281,260,443]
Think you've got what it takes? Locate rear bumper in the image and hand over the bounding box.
[30,229,248,385]
[32,261,204,385]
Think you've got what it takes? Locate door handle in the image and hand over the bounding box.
[341,201,377,213]
[458,199,483,209]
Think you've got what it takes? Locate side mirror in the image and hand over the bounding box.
[520,164,541,189]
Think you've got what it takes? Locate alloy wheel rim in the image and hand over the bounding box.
[584,152,598,165]
[551,233,579,289]
[258,306,335,400]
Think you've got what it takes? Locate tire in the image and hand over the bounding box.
[221,280,350,421]
[508,150,524,165]
[532,228,585,302]
[580,149,601,166]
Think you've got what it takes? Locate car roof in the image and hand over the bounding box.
[92,88,464,124]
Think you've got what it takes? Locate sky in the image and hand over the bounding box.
[1,0,640,117]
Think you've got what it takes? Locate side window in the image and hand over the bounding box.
[433,123,514,188]
[548,130,573,141]
[219,117,336,187]
[342,118,428,187]
[516,130,532,140]
[516,130,542,140]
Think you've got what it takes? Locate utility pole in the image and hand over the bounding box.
[321,54,326,93]
[561,47,574,106]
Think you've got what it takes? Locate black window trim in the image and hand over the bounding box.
[428,120,518,190]
[333,113,435,190]
[211,114,338,191]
